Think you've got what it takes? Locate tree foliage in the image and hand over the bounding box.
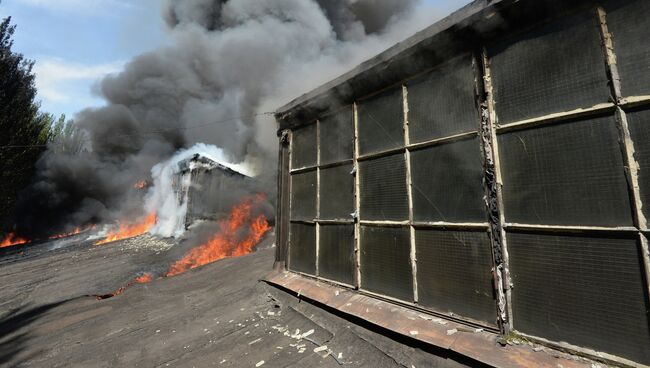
[0,16,60,229]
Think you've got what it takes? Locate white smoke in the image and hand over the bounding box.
[146,143,252,238]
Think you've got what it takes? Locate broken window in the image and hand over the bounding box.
[360,226,413,301]
[319,224,355,285]
[319,164,354,221]
[359,153,409,221]
[604,0,650,97]
[410,138,485,223]
[407,54,479,143]
[289,223,316,275]
[489,10,610,124]
[507,231,650,364]
[498,116,633,227]
[416,229,496,325]
[291,123,317,169]
[357,87,404,155]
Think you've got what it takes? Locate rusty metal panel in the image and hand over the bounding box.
[360,226,413,301]
[319,164,354,221]
[508,231,650,364]
[290,170,317,221]
[359,153,409,221]
[292,123,317,169]
[416,229,497,326]
[406,54,478,144]
[357,87,404,155]
[319,107,354,165]
[604,0,650,98]
[489,9,610,124]
[499,116,633,227]
[289,223,316,275]
[318,224,355,285]
[410,138,485,223]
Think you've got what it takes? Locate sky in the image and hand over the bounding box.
[0,0,468,120]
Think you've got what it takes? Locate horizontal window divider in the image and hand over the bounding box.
[316,219,355,225]
[290,166,318,174]
[358,288,498,331]
[496,103,616,134]
[513,331,639,368]
[359,220,411,227]
[358,147,406,161]
[407,130,479,151]
[290,219,317,225]
[412,221,490,230]
[503,223,639,233]
[318,159,354,170]
[619,95,650,109]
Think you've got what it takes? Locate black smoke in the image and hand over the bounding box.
[11,0,431,238]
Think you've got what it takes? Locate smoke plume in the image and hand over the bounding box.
[11,0,443,237]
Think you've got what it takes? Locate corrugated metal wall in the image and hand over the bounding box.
[283,0,650,364]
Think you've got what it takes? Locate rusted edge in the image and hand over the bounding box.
[264,271,594,368]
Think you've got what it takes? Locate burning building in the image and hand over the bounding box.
[173,154,250,229]
[270,0,650,366]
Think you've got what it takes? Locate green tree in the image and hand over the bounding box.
[0,16,54,229]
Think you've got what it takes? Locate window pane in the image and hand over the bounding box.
[416,230,496,325]
[320,164,354,220]
[489,10,610,123]
[289,223,316,275]
[360,226,413,301]
[319,224,355,285]
[320,107,354,165]
[360,154,409,221]
[407,54,478,143]
[499,116,633,226]
[290,170,316,221]
[411,138,485,223]
[292,123,317,168]
[508,232,650,364]
[358,87,404,155]
[605,0,650,97]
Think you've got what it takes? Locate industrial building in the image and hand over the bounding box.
[270,0,650,366]
[174,154,250,228]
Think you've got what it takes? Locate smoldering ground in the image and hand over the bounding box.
[9,0,444,239]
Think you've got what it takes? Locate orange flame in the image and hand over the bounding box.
[95,213,157,245]
[0,233,29,248]
[133,180,148,190]
[49,227,82,240]
[96,272,153,300]
[166,195,270,277]
[134,273,153,283]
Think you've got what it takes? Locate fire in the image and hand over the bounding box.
[96,272,153,300]
[49,227,82,240]
[134,273,153,283]
[0,233,29,248]
[166,195,270,277]
[95,213,157,245]
[133,180,148,190]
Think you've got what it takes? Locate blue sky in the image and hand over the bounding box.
[0,0,467,120]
